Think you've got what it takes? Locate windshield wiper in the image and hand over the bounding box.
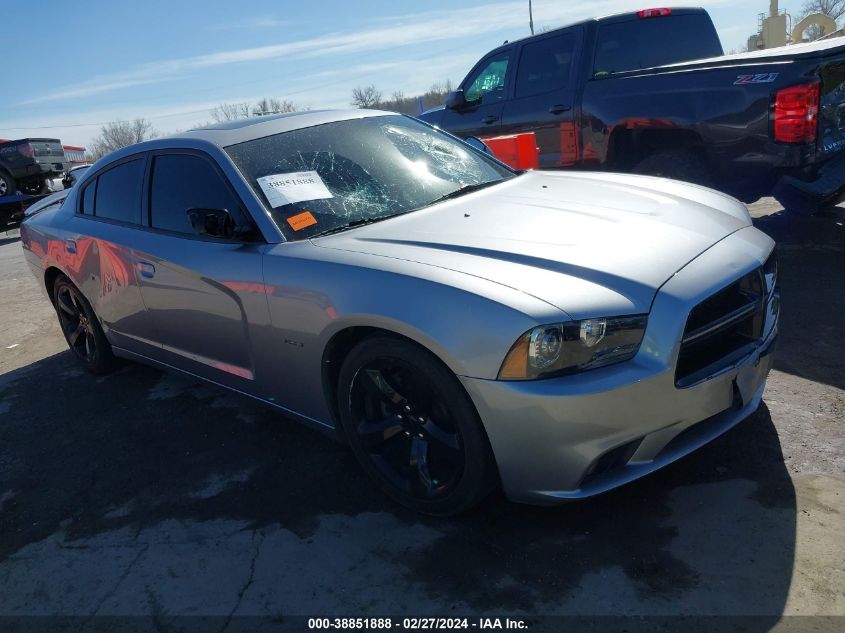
[426,180,502,206]
[310,213,405,238]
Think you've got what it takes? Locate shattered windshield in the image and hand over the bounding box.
[224,115,515,240]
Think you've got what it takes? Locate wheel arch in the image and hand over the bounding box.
[320,323,467,432]
[608,126,707,171]
[44,266,66,304]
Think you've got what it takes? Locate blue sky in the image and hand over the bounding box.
[0,0,808,147]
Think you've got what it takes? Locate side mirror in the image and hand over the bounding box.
[445,89,467,110]
[187,207,235,238]
[464,136,494,156]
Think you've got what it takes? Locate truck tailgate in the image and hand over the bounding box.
[28,139,67,166]
[819,56,845,158]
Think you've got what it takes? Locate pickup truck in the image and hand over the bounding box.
[0,138,69,198]
[418,7,845,214]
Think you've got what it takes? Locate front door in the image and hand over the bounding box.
[440,49,513,139]
[131,151,269,389]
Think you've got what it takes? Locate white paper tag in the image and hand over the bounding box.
[256,171,334,208]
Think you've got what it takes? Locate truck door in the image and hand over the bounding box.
[439,49,513,139]
[501,29,581,169]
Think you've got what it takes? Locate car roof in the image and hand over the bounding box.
[173,108,395,148]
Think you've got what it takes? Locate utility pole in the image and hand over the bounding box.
[529,0,534,35]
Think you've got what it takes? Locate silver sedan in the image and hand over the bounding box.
[20,110,779,515]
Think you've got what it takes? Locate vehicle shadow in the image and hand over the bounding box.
[0,350,795,620]
[753,207,845,391]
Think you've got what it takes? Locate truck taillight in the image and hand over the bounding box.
[18,143,34,158]
[773,82,820,144]
[637,8,672,18]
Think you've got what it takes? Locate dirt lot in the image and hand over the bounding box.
[0,200,843,631]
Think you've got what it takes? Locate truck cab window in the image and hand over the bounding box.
[464,53,510,103]
[516,33,575,98]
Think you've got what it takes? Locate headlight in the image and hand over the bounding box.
[498,315,648,380]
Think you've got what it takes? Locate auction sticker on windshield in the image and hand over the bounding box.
[257,171,333,208]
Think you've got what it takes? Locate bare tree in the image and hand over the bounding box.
[351,85,383,109]
[350,82,454,115]
[252,97,297,116]
[798,0,845,40]
[210,102,252,122]
[90,118,157,159]
[801,0,845,21]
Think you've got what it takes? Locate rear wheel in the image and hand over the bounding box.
[778,196,840,217]
[337,336,497,516]
[633,150,712,187]
[53,275,117,374]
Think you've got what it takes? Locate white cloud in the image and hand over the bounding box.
[22,0,732,105]
[208,16,287,30]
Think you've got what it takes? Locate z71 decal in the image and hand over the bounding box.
[734,73,780,85]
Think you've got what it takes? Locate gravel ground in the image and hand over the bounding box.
[0,199,843,631]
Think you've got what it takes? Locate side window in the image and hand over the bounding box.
[94,158,144,223]
[464,52,511,104]
[515,33,576,98]
[80,180,96,214]
[150,154,244,235]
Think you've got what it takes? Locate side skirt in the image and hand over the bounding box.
[111,345,338,438]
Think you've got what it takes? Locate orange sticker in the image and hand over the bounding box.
[287,211,317,231]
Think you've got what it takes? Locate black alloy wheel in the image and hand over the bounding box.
[338,336,497,515]
[53,275,117,374]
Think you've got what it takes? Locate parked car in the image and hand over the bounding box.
[0,138,70,197]
[62,164,91,190]
[20,110,779,515]
[418,7,845,214]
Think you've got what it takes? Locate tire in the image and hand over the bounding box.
[337,335,497,516]
[633,150,712,187]
[0,171,15,197]
[52,275,117,375]
[778,196,838,217]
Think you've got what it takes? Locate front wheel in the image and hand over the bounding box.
[337,336,497,516]
[53,275,117,374]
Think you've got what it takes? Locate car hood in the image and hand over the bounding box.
[311,171,751,318]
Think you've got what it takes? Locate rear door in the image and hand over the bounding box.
[501,28,581,167]
[130,150,269,389]
[65,155,158,354]
[439,49,513,139]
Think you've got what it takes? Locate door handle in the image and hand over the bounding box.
[549,104,571,114]
[137,262,155,279]
[64,239,76,254]
[482,115,499,125]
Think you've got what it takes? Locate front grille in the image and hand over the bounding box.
[675,253,776,386]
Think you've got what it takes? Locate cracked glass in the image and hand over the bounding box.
[225,115,514,240]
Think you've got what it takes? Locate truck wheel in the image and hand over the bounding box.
[633,150,712,187]
[775,193,838,217]
[0,171,15,197]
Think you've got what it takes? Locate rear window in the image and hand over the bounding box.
[594,14,723,76]
[93,158,144,224]
[516,32,576,98]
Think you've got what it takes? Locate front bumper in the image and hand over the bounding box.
[461,227,778,505]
